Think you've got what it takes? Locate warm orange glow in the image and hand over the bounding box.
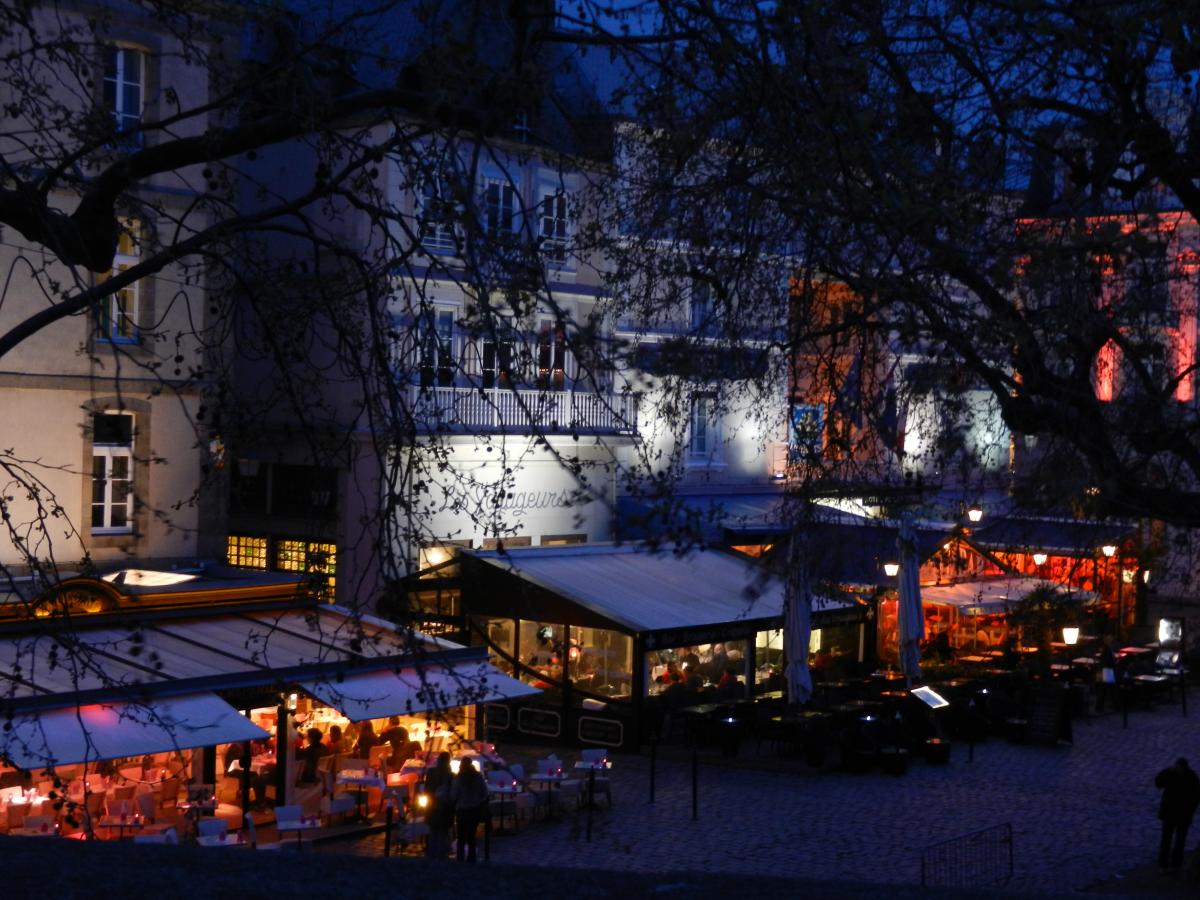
[1095,340,1118,402]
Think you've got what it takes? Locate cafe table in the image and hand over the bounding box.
[527,771,566,821]
[277,815,322,850]
[196,832,246,848]
[487,783,523,834]
[336,769,385,823]
[96,814,143,840]
[573,760,611,811]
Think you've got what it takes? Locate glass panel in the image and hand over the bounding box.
[646,640,748,696]
[104,46,118,80]
[484,618,515,675]
[569,626,632,699]
[93,413,133,445]
[110,455,129,479]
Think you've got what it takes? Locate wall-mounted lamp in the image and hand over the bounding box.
[1032,553,1048,566]
[1142,569,1151,584]
[1062,626,1080,645]
[883,562,900,577]
[967,505,983,523]
[284,692,298,713]
[1122,568,1136,584]
[1101,544,1117,558]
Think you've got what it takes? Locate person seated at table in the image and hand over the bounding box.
[681,648,701,673]
[380,719,422,768]
[656,660,685,685]
[296,727,330,785]
[326,724,349,755]
[718,665,742,690]
[353,721,379,759]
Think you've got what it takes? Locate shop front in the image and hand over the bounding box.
[0,567,533,837]
[456,543,865,750]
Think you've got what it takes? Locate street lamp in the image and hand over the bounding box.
[884,561,900,577]
[1062,626,1080,646]
[1032,552,1048,566]
[967,505,983,523]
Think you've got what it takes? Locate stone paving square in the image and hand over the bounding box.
[324,700,1200,894]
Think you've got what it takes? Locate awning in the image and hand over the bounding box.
[1,693,268,770]
[969,517,1134,556]
[920,578,1095,616]
[298,660,541,722]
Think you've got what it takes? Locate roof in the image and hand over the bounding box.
[0,598,460,711]
[920,578,1095,615]
[465,543,794,634]
[969,517,1135,556]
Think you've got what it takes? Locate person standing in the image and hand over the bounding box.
[451,760,490,862]
[424,752,454,859]
[1154,757,1200,872]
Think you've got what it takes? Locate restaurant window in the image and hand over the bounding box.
[419,307,457,387]
[647,640,747,695]
[484,617,516,676]
[227,535,268,570]
[418,540,471,572]
[104,46,143,140]
[541,533,586,546]
[276,539,336,596]
[480,536,531,550]
[91,412,134,532]
[569,626,633,700]
[97,224,140,343]
[519,620,566,691]
[536,320,566,391]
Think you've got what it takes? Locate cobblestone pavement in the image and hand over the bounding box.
[320,703,1200,895]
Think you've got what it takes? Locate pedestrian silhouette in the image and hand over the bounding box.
[1154,757,1200,872]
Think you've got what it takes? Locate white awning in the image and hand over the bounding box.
[299,660,540,722]
[1,693,268,770]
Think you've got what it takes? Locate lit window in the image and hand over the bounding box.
[103,47,143,139]
[276,539,336,595]
[98,225,140,343]
[537,321,566,391]
[227,535,268,570]
[91,413,134,532]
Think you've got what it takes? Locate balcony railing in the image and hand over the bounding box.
[406,385,638,435]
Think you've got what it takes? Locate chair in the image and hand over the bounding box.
[111,784,136,801]
[107,798,134,818]
[340,757,368,773]
[243,813,280,851]
[197,817,227,838]
[577,749,612,807]
[157,776,181,811]
[368,744,390,770]
[5,802,27,830]
[319,770,355,825]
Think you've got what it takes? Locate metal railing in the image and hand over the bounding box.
[406,384,637,435]
[921,822,1013,889]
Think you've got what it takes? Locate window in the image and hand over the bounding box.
[276,539,336,596]
[482,335,515,389]
[690,279,712,332]
[419,308,456,387]
[227,535,268,569]
[420,176,458,254]
[539,188,569,263]
[480,536,532,550]
[1128,243,1170,316]
[541,534,585,546]
[103,47,143,140]
[689,394,714,459]
[98,226,139,343]
[789,403,824,462]
[91,413,134,532]
[537,321,566,391]
[482,176,517,239]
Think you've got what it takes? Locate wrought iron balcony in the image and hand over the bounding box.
[405,384,638,435]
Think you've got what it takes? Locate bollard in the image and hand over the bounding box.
[691,749,698,822]
[383,799,393,858]
[586,767,595,843]
[484,809,491,862]
[649,738,657,804]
